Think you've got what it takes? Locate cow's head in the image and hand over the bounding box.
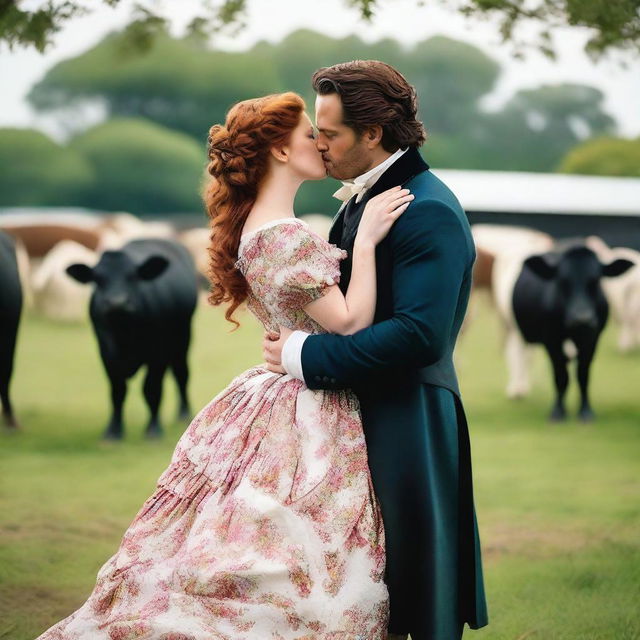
[525,245,634,332]
[66,250,168,318]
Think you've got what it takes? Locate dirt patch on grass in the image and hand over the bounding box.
[0,582,82,639]
[1,514,127,545]
[481,522,639,561]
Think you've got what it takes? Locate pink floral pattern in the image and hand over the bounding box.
[37,219,388,640]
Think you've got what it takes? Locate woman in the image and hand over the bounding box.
[36,92,413,639]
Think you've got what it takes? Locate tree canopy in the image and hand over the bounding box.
[4,27,629,214]
[2,0,639,58]
[558,136,640,177]
[29,31,280,141]
[69,118,206,213]
[457,83,617,172]
[29,29,616,179]
[0,128,94,206]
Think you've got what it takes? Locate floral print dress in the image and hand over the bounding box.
[37,218,389,640]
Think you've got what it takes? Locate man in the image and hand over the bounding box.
[264,60,488,640]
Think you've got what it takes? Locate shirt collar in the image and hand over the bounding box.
[333,147,408,203]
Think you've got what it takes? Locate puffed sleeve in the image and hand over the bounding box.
[239,221,346,311]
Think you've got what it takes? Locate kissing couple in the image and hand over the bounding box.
[37,60,488,640]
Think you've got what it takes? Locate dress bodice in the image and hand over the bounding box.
[235,218,347,334]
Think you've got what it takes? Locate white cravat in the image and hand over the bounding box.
[282,148,408,382]
[332,147,408,204]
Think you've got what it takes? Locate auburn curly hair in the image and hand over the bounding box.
[203,92,306,327]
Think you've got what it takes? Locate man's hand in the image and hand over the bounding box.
[262,326,293,374]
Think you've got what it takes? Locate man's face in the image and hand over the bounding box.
[314,93,375,181]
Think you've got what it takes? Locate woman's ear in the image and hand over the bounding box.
[270,145,289,164]
[364,125,383,149]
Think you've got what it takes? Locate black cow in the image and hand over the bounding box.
[513,242,633,422]
[67,239,198,439]
[0,231,22,429]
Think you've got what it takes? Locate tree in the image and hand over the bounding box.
[29,29,619,194]
[26,31,503,146]
[478,83,616,171]
[29,30,280,141]
[558,136,640,176]
[404,36,500,135]
[1,0,638,58]
[0,128,94,206]
[264,29,403,102]
[69,118,205,213]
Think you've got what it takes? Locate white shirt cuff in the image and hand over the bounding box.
[281,330,309,381]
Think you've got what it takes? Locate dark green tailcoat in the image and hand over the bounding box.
[301,148,489,639]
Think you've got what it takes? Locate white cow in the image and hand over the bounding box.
[177,227,214,305]
[478,226,555,399]
[299,214,333,240]
[471,224,554,258]
[98,212,175,250]
[470,225,555,397]
[586,236,640,353]
[178,227,209,278]
[31,240,98,322]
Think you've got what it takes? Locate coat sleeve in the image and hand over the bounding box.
[300,199,472,390]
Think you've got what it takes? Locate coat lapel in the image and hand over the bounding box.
[328,197,351,246]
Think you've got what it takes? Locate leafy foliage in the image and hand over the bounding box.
[29,31,280,141]
[1,0,638,57]
[452,83,617,172]
[558,136,640,176]
[453,0,640,58]
[69,118,205,213]
[0,127,94,206]
[404,36,500,136]
[2,24,628,214]
[31,30,615,175]
[0,1,84,52]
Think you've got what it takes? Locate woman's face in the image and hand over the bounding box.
[286,113,326,181]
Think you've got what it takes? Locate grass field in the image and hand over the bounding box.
[1,294,639,640]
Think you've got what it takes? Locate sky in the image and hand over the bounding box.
[1,0,639,139]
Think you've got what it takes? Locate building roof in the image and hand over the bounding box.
[432,169,640,217]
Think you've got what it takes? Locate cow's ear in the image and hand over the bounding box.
[137,255,168,280]
[525,254,558,280]
[66,263,94,283]
[602,258,634,277]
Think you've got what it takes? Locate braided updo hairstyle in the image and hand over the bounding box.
[203,92,305,327]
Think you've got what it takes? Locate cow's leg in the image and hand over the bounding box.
[505,328,532,398]
[0,369,17,428]
[618,322,636,353]
[0,332,19,428]
[633,298,640,350]
[171,352,191,422]
[143,363,167,438]
[621,289,640,352]
[545,342,569,422]
[576,339,597,422]
[105,370,127,439]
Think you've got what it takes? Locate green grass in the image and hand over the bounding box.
[1,294,639,639]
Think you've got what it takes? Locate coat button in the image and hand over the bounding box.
[314,375,321,382]
[322,375,330,383]
[330,378,337,384]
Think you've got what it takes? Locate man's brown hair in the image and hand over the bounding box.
[312,60,426,152]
